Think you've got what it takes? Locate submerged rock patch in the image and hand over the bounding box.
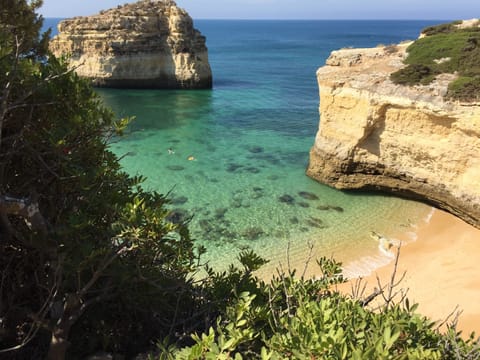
[226,163,243,172]
[278,194,295,205]
[247,146,264,153]
[298,191,319,200]
[305,216,325,228]
[245,166,260,174]
[166,209,190,224]
[170,196,188,205]
[317,204,344,212]
[214,208,228,219]
[241,227,264,240]
[167,165,185,171]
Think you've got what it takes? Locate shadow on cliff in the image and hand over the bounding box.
[95,28,212,89]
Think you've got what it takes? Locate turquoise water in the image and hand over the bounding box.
[70,20,439,277]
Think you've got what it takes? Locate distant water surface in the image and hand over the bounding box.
[44,19,440,277]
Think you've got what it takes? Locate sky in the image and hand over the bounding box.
[39,0,480,20]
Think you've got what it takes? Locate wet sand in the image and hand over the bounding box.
[338,208,480,337]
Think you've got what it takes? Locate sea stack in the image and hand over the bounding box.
[49,0,212,89]
[307,22,480,228]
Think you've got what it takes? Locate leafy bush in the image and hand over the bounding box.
[0,1,202,359]
[447,76,480,101]
[156,255,480,359]
[390,64,437,85]
[421,20,462,36]
[405,31,480,75]
[390,21,480,101]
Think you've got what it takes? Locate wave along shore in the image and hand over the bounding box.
[337,208,480,337]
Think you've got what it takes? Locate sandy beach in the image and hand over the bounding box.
[338,208,480,337]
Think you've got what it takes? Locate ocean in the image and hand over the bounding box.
[43,19,440,278]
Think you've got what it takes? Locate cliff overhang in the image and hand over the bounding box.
[306,36,480,228]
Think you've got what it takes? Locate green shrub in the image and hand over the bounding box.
[390,64,437,85]
[421,20,462,36]
[447,76,480,101]
[154,255,480,359]
[390,22,480,100]
[405,31,480,74]
[0,2,202,359]
[160,286,478,359]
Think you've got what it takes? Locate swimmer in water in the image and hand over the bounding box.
[370,231,394,253]
[168,148,175,154]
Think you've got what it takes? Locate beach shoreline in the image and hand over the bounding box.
[337,208,480,337]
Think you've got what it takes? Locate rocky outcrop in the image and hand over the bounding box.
[49,0,212,89]
[306,43,480,228]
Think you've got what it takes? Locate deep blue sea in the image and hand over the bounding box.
[44,19,440,277]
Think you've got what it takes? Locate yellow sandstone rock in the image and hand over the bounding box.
[307,43,480,227]
[49,0,212,89]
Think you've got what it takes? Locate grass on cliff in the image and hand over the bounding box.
[420,20,463,36]
[390,20,480,101]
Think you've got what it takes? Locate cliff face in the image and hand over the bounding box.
[306,44,480,228]
[49,0,212,89]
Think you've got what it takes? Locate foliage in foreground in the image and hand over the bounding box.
[156,255,480,360]
[1,2,479,359]
[390,20,480,101]
[1,1,202,359]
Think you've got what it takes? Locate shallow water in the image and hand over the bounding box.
[98,20,438,277]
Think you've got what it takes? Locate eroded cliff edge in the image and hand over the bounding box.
[49,0,212,89]
[306,43,480,228]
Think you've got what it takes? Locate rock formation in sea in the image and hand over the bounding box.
[49,0,212,89]
[306,24,480,228]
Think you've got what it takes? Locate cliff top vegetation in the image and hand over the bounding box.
[390,20,480,101]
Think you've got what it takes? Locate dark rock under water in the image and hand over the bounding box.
[247,146,264,153]
[226,163,243,172]
[245,166,260,174]
[171,196,188,205]
[298,191,319,200]
[241,226,265,240]
[166,209,190,224]
[317,204,344,212]
[278,194,295,205]
[167,165,185,171]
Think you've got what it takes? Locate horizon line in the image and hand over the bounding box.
[43,16,453,21]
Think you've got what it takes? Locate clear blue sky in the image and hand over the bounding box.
[39,0,479,20]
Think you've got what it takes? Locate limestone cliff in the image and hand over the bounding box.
[306,43,480,228]
[49,0,212,89]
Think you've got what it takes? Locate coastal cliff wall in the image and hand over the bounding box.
[49,0,212,89]
[306,44,480,228]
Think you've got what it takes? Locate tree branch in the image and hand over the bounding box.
[356,244,410,311]
[0,252,63,354]
[0,194,48,241]
[0,35,22,152]
[78,242,131,299]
